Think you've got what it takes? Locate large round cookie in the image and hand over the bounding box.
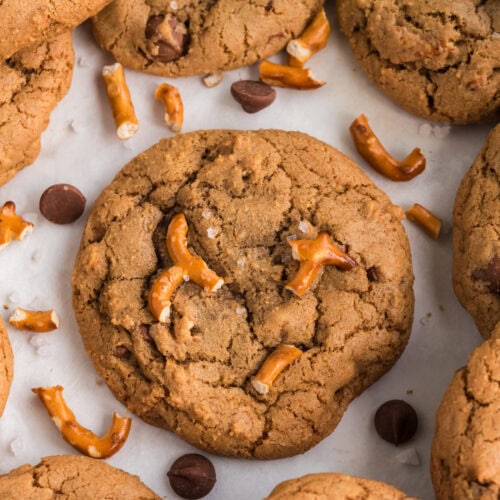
[431,324,500,500]
[0,318,13,417]
[72,130,414,459]
[0,33,74,186]
[92,0,324,77]
[265,473,415,499]
[337,0,500,124]
[0,455,159,499]
[453,125,499,339]
[0,0,111,60]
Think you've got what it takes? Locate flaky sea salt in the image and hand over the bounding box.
[207,227,219,239]
[286,234,297,241]
[170,0,178,9]
[9,437,24,455]
[419,315,431,326]
[31,250,42,263]
[298,220,310,233]
[396,448,420,466]
[433,125,451,139]
[236,258,246,269]
[236,306,247,315]
[418,124,433,137]
[8,292,20,304]
[202,209,213,220]
[77,56,90,67]
[68,119,85,133]
[183,275,190,282]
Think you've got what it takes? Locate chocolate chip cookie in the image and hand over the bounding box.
[0,33,74,186]
[72,130,414,459]
[0,455,160,499]
[337,0,500,124]
[0,0,111,60]
[265,473,416,499]
[0,318,13,417]
[453,125,499,338]
[431,323,500,500]
[92,0,324,77]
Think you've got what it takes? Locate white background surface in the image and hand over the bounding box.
[0,4,492,499]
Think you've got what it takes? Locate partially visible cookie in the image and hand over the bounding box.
[92,0,324,77]
[0,33,74,186]
[0,455,160,499]
[0,0,111,60]
[0,318,13,417]
[453,125,499,338]
[264,473,416,499]
[337,0,500,124]
[431,324,500,500]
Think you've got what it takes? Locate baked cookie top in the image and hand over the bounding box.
[92,0,324,77]
[0,0,111,60]
[0,318,13,417]
[0,455,159,499]
[72,130,414,459]
[453,125,499,339]
[0,33,74,186]
[337,0,500,124]
[431,324,500,500]
[265,473,416,499]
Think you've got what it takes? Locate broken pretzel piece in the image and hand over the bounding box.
[259,60,325,90]
[287,8,330,68]
[406,203,442,240]
[32,385,131,459]
[9,308,60,332]
[148,213,224,322]
[102,63,139,140]
[252,344,302,395]
[0,201,34,251]
[349,114,426,181]
[286,232,357,296]
[155,83,184,133]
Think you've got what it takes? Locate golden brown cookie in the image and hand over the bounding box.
[0,0,111,60]
[0,317,13,417]
[72,130,414,459]
[337,0,500,124]
[0,33,74,186]
[453,125,499,339]
[92,0,324,77]
[431,324,500,500]
[0,455,160,499]
[265,473,416,499]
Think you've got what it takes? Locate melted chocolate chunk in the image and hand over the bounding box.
[472,255,500,295]
[146,14,189,62]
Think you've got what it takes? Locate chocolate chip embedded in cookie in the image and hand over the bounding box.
[453,125,500,338]
[72,129,414,459]
[337,0,500,124]
[92,0,324,77]
[431,324,500,500]
[0,318,13,417]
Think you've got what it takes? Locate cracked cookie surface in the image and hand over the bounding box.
[92,0,324,77]
[337,0,500,124]
[0,455,160,499]
[265,472,416,499]
[0,318,13,417]
[431,324,500,500]
[0,33,74,186]
[72,130,414,459]
[453,125,499,339]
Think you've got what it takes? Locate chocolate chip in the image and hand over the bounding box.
[114,346,131,359]
[367,267,379,282]
[39,184,86,224]
[231,80,276,113]
[146,15,189,62]
[167,454,216,499]
[472,255,500,295]
[374,400,418,445]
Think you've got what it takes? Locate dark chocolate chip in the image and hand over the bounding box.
[367,267,379,282]
[231,80,276,113]
[146,14,189,62]
[39,184,86,224]
[374,400,418,445]
[167,454,216,499]
[472,255,500,295]
[115,346,131,359]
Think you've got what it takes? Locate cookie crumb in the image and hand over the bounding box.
[406,389,413,395]
[203,72,223,88]
[395,447,420,466]
[3,304,8,310]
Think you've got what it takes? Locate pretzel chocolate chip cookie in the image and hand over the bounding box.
[72,130,414,459]
[92,0,324,77]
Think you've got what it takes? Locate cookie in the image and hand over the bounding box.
[453,125,499,339]
[92,0,324,77]
[337,0,500,124]
[0,318,13,417]
[0,455,160,499]
[0,0,111,60]
[72,130,414,459]
[431,323,500,500]
[0,33,74,186]
[265,473,415,499]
